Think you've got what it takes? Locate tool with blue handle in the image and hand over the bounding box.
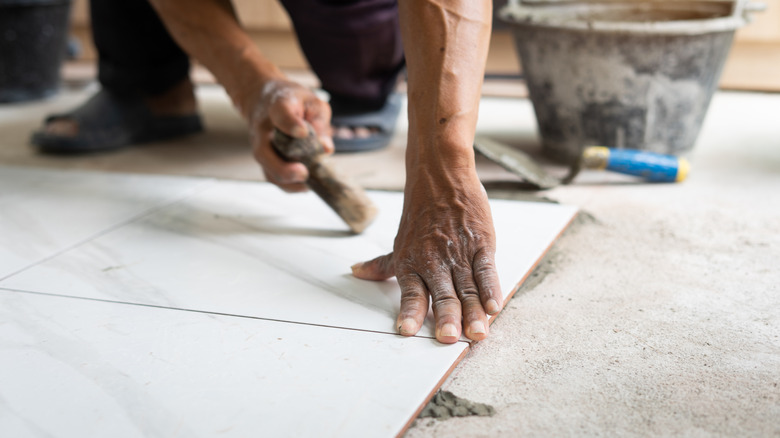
[473,137,690,190]
[581,146,689,183]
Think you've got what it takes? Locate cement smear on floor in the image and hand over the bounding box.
[418,391,496,420]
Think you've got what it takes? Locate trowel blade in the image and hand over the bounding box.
[474,137,565,190]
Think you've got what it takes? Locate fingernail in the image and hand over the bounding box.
[319,136,334,153]
[486,299,500,315]
[399,318,417,335]
[470,321,486,335]
[350,262,364,274]
[292,124,309,138]
[440,323,458,338]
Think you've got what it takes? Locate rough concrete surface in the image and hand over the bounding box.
[1,81,777,437]
[405,91,780,437]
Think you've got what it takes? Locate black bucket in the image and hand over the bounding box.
[0,0,72,103]
[500,1,763,163]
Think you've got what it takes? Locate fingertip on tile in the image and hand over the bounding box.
[398,318,418,336]
[485,299,501,315]
[350,262,364,276]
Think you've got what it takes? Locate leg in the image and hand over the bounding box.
[281,0,405,152]
[92,0,190,96]
[32,0,201,153]
[281,0,404,110]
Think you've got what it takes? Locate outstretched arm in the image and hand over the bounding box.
[353,0,502,343]
[148,0,334,191]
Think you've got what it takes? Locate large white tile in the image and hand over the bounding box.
[0,289,466,438]
[0,166,210,279]
[1,177,577,337]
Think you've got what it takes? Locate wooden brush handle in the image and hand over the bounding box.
[271,127,378,234]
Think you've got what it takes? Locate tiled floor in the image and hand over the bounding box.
[0,166,576,437]
[0,166,208,280]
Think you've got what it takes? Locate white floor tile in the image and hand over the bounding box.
[0,166,210,280]
[1,176,577,338]
[0,289,466,438]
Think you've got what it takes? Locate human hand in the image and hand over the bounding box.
[351,171,502,343]
[247,80,334,192]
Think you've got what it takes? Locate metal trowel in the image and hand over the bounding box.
[474,136,689,190]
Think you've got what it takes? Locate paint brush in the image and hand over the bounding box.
[272,125,378,234]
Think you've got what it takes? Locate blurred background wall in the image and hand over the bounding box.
[67,0,780,91]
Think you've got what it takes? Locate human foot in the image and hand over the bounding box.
[332,125,380,140]
[33,78,202,154]
[329,93,402,153]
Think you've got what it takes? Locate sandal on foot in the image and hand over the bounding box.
[330,93,402,153]
[31,89,203,154]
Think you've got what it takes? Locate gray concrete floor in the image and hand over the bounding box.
[1,83,778,437]
[407,91,780,437]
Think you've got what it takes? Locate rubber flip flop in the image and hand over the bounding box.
[330,93,402,153]
[31,89,203,154]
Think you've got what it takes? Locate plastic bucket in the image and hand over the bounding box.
[500,0,762,163]
[0,0,72,103]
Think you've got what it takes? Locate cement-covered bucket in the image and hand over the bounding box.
[0,0,72,103]
[500,0,763,163]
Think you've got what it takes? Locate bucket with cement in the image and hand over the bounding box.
[500,0,763,163]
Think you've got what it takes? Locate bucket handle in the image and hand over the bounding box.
[743,1,767,12]
[738,0,766,21]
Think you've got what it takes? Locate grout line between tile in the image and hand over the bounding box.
[0,179,216,284]
[0,286,470,344]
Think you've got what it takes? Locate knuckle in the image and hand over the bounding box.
[421,258,443,272]
[457,286,480,302]
[399,284,426,301]
[474,246,496,260]
[394,258,419,276]
[432,295,460,313]
[473,252,497,275]
[271,104,297,125]
[452,267,473,284]
[397,272,421,286]
[474,263,495,279]
[452,268,480,301]
[429,283,454,299]
[400,295,427,314]
[400,291,426,304]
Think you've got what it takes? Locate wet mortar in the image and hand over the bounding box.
[418,390,496,421]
